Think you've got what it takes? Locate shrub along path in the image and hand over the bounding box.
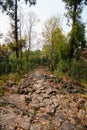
[0,67,87,130]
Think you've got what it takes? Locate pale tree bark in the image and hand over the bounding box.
[26,11,39,71]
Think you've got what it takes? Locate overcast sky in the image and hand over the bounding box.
[0,0,87,43]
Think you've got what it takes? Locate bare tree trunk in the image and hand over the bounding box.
[15,0,19,59]
[15,0,19,71]
[19,10,23,71]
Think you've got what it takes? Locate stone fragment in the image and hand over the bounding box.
[19,117,31,130]
[25,96,32,103]
[59,121,77,130]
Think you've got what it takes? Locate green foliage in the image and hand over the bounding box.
[0,44,10,74]
[42,36,70,70]
[28,50,42,69]
[69,58,87,81]
[8,73,20,83]
[57,42,70,60]
[0,86,5,96]
[8,56,17,72]
[0,72,21,87]
[54,60,69,76]
[70,59,82,79]
[0,62,6,75]
[42,16,67,71]
[0,75,9,82]
[55,57,87,82]
[0,0,36,60]
[0,39,42,75]
[63,0,87,59]
[69,21,86,57]
[62,0,87,21]
[0,78,6,96]
[0,0,86,85]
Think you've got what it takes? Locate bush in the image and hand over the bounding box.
[8,73,20,83]
[70,59,81,79]
[9,57,17,73]
[54,60,69,76]
[70,58,87,81]
[54,57,87,83]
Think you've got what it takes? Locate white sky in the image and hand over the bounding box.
[0,0,87,43]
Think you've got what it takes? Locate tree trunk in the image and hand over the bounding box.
[69,1,77,59]
[26,26,32,72]
[50,35,54,71]
[15,0,19,59]
[72,1,77,25]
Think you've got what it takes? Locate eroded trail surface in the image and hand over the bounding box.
[0,68,87,130]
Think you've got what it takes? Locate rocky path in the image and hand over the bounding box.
[0,68,87,130]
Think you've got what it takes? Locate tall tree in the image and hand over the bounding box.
[0,0,36,59]
[0,0,36,71]
[63,0,87,58]
[42,16,66,71]
[26,11,39,71]
[69,21,86,58]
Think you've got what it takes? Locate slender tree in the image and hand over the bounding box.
[42,16,65,71]
[0,0,36,71]
[26,11,39,71]
[63,0,87,58]
[0,0,36,59]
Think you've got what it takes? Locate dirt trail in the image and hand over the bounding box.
[0,67,87,130]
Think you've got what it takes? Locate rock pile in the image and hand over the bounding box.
[0,68,87,130]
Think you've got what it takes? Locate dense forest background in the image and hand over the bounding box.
[0,0,87,93]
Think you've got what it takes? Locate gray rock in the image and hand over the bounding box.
[19,117,31,130]
[59,121,77,130]
[0,68,87,130]
[45,104,55,116]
